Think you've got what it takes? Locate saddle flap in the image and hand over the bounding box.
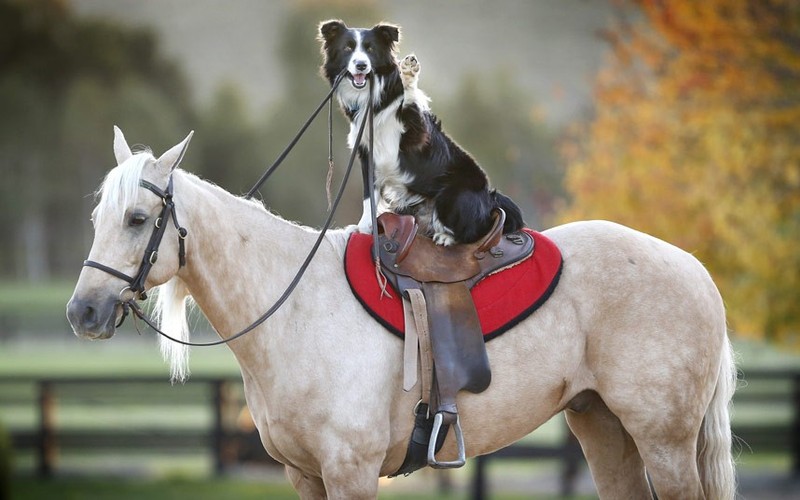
[423,281,492,396]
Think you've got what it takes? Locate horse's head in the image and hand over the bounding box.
[67,126,193,340]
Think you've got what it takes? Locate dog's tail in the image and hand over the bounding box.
[491,190,525,233]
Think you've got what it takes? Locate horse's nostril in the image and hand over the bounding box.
[67,298,100,330]
[83,305,97,325]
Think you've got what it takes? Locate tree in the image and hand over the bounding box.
[561,0,800,344]
[0,0,193,279]
[438,72,563,228]
[192,83,266,196]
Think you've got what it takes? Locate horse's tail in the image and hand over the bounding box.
[697,333,737,499]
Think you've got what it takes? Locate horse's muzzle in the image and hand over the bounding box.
[66,295,119,340]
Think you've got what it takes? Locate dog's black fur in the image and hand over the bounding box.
[319,20,524,245]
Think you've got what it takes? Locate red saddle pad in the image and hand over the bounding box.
[344,229,563,341]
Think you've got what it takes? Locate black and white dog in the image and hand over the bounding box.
[318,20,524,245]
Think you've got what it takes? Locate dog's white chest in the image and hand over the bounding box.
[348,98,408,188]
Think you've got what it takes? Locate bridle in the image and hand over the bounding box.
[81,70,377,347]
[83,174,188,324]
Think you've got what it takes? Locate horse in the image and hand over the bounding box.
[67,128,737,499]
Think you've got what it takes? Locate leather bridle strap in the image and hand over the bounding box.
[81,260,135,284]
[83,176,187,301]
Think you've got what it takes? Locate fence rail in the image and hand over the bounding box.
[0,375,271,476]
[1,369,797,491]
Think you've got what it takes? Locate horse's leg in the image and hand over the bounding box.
[565,392,653,499]
[631,432,704,499]
[320,458,381,500]
[286,466,327,500]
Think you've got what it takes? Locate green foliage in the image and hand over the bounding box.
[437,72,563,228]
[11,477,297,500]
[190,84,267,196]
[0,420,9,500]
[0,0,193,280]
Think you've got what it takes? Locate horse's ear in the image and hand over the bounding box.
[113,125,133,165]
[157,131,194,172]
[319,19,346,47]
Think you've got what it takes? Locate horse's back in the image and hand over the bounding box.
[544,219,723,320]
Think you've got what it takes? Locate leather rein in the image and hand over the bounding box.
[83,70,377,347]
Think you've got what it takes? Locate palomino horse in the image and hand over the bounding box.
[67,129,736,499]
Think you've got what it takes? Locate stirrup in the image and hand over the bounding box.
[427,412,466,469]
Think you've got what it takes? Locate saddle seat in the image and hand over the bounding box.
[377,209,534,475]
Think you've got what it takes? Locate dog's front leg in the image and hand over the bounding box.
[356,148,378,234]
[399,54,430,152]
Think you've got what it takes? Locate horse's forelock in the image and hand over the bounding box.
[95,152,154,225]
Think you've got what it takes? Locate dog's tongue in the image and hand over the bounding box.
[353,73,367,86]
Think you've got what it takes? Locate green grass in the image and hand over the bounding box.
[11,477,298,500]
[9,476,593,500]
[0,281,75,316]
[0,339,240,378]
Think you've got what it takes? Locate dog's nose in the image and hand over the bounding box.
[355,60,368,72]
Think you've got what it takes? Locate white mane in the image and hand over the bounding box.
[95,152,193,382]
[153,278,192,383]
[94,152,152,225]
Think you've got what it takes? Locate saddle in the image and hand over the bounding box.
[377,209,534,475]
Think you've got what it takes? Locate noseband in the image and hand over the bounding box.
[83,175,187,318]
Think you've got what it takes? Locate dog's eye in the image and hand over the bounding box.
[364,43,373,52]
[128,213,148,227]
[345,41,355,52]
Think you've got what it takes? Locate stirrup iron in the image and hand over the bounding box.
[427,412,466,469]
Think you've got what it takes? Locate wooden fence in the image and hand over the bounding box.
[1,369,797,493]
[0,375,271,476]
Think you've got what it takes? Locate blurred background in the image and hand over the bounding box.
[0,0,798,498]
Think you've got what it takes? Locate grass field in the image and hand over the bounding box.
[10,476,598,500]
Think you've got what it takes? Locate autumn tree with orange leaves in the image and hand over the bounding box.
[561,0,800,345]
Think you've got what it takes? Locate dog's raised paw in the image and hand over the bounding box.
[400,54,420,87]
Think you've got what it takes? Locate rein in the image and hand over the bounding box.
[85,71,375,347]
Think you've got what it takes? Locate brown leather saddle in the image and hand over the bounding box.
[377,209,534,474]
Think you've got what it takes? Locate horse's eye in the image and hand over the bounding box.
[128,214,147,227]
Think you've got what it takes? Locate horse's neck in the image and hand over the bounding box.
[174,172,322,343]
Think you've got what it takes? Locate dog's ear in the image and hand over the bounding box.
[372,23,400,46]
[319,19,347,46]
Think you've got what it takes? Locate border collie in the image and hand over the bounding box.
[318,20,524,245]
